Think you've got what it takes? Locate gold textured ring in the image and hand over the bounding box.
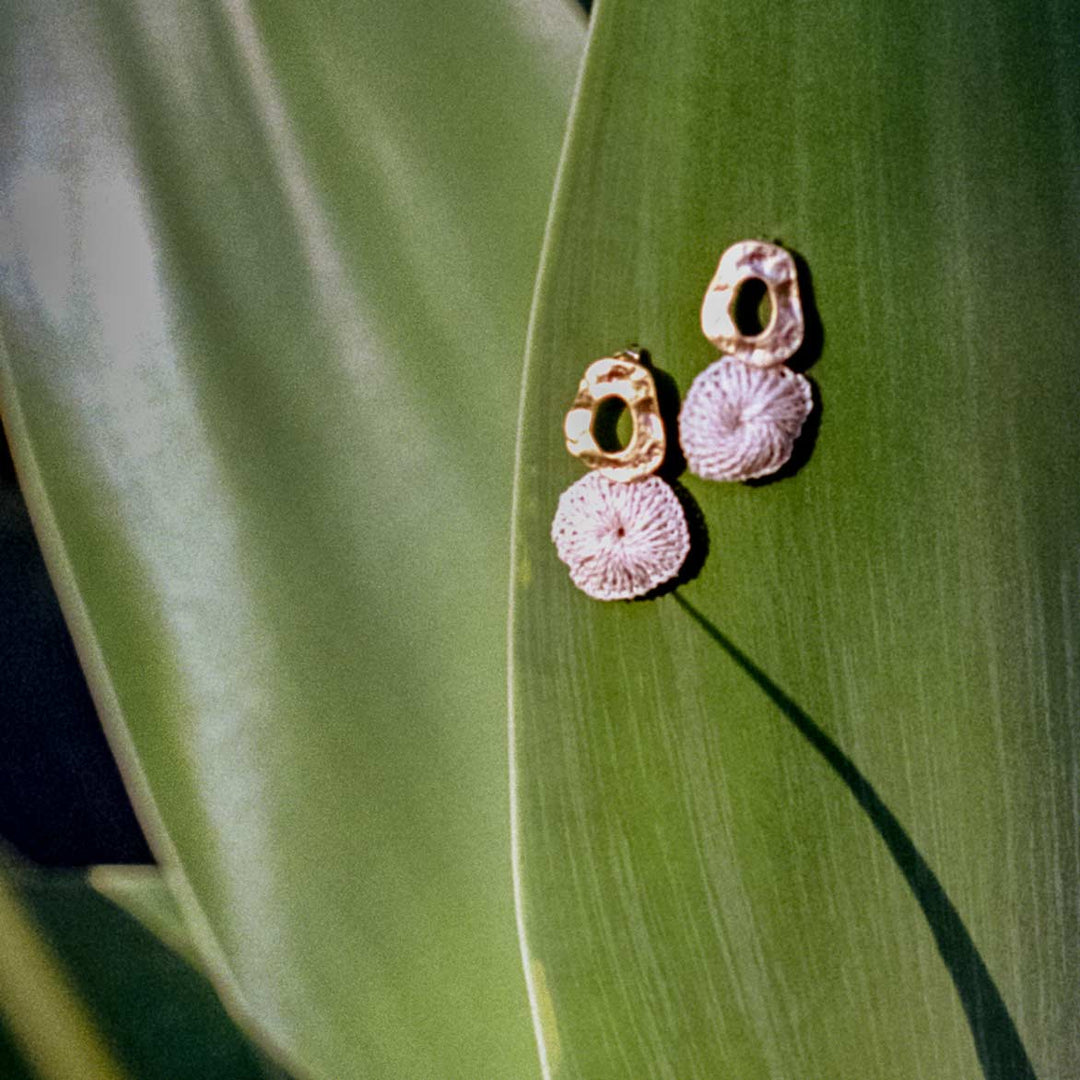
[563,350,665,483]
[699,240,804,368]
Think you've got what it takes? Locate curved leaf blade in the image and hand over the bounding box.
[0,1,583,1076]
[5,863,291,1079]
[0,866,129,1080]
[511,0,1080,1075]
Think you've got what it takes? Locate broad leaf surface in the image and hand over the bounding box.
[0,1,583,1076]
[2,865,288,1079]
[511,0,1080,1076]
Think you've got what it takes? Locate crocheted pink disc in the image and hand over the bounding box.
[679,357,812,481]
[551,472,690,600]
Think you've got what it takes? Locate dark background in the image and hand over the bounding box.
[1,0,591,868]
[1,424,151,864]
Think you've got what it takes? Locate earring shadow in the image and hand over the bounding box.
[743,243,825,487]
[620,348,706,600]
[673,593,1039,1080]
[745,377,823,488]
[775,244,824,375]
[638,479,709,600]
[622,345,687,482]
[652,363,688,482]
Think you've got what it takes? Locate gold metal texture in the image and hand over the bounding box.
[563,350,665,482]
[700,240,804,367]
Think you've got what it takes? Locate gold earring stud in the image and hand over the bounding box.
[563,349,665,482]
[699,239,804,367]
[682,241,814,482]
[552,349,690,600]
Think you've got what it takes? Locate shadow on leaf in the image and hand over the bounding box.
[674,592,1037,1080]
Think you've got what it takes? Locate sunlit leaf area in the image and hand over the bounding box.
[1,0,1077,1076]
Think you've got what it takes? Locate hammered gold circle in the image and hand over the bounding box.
[700,240,804,368]
[563,352,665,482]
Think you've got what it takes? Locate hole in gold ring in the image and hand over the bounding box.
[730,276,772,338]
[592,396,634,453]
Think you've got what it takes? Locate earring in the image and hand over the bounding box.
[551,349,690,600]
[680,240,813,482]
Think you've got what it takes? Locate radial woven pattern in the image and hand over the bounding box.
[551,472,690,600]
[679,357,812,481]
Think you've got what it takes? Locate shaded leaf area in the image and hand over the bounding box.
[674,596,1035,1080]
[0,1024,34,1080]
[2,867,288,1080]
[89,865,205,974]
[0,429,150,866]
[511,0,1080,1076]
[0,1,582,1076]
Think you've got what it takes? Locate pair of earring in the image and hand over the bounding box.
[551,240,814,601]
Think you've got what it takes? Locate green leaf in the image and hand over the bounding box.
[2,863,290,1080]
[511,0,1080,1076]
[0,1,582,1076]
[88,866,203,974]
[0,864,129,1080]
